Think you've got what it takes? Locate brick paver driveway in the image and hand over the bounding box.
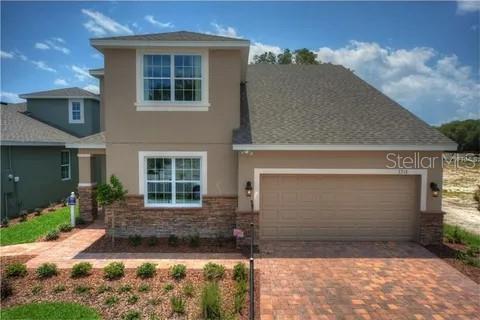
[258,241,479,320]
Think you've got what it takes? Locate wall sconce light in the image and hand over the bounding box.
[430,182,440,197]
[245,181,253,198]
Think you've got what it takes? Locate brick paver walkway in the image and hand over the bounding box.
[0,241,56,257]
[257,241,480,320]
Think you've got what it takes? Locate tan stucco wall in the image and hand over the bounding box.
[106,143,237,196]
[237,151,444,212]
[78,156,92,184]
[103,48,241,144]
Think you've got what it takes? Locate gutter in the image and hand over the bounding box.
[232,144,458,152]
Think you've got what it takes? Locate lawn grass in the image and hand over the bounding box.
[0,302,100,320]
[444,223,480,247]
[0,207,78,246]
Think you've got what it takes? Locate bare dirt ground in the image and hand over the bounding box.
[442,160,480,234]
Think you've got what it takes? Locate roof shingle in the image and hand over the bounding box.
[233,64,455,147]
[19,87,99,99]
[92,31,247,42]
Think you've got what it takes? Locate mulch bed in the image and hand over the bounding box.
[1,255,36,267]
[426,242,480,284]
[82,235,242,254]
[2,268,259,320]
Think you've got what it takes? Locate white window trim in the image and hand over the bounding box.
[253,168,428,212]
[135,48,210,111]
[68,99,84,124]
[138,151,208,208]
[61,150,71,181]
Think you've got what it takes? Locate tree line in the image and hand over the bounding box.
[436,119,480,152]
[252,48,320,65]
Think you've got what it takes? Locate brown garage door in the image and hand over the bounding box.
[260,174,419,241]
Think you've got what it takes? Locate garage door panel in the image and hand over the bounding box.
[260,174,419,241]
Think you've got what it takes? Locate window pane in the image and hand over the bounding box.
[143,54,171,102]
[61,165,69,179]
[173,55,201,102]
[175,182,201,204]
[147,182,172,204]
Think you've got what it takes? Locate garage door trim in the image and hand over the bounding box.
[253,168,428,212]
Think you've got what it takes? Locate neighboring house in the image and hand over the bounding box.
[0,87,103,219]
[70,31,456,246]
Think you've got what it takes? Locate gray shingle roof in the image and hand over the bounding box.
[1,106,77,145]
[19,87,99,99]
[233,64,456,147]
[67,131,105,148]
[92,31,247,42]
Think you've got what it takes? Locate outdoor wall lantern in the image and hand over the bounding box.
[245,181,253,198]
[430,182,440,197]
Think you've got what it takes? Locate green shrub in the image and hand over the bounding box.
[58,223,73,232]
[168,234,179,247]
[188,233,200,248]
[170,264,187,280]
[97,284,113,294]
[234,280,248,314]
[203,262,225,281]
[183,281,195,297]
[1,218,9,227]
[71,262,93,278]
[74,285,91,295]
[128,234,142,247]
[122,310,140,320]
[1,279,13,300]
[34,208,42,216]
[75,217,86,225]
[52,284,66,293]
[5,262,27,278]
[31,285,43,295]
[171,295,186,314]
[233,263,248,282]
[105,295,119,306]
[148,297,162,306]
[201,282,222,319]
[119,284,133,293]
[136,262,156,279]
[163,283,174,292]
[103,262,125,280]
[466,245,480,257]
[128,294,139,304]
[45,229,60,241]
[147,236,158,246]
[36,263,58,279]
[474,185,479,210]
[19,212,28,222]
[138,283,150,292]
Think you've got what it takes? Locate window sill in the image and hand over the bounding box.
[135,102,210,112]
[144,204,202,209]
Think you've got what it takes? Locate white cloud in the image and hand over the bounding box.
[91,53,102,60]
[83,84,99,94]
[249,42,283,63]
[144,15,173,28]
[31,60,56,73]
[82,9,133,36]
[72,65,93,81]
[315,41,480,124]
[54,78,69,86]
[457,1,480,13]
[210,22,240,38]
[52,37,65,44]
[35,42,50,50]
[0,50,14,59]
[0,91,23,103]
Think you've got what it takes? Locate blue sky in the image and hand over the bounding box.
[1,1,479,125]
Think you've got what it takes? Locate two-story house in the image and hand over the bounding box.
[71,31,456,247]
[1,87,103,219]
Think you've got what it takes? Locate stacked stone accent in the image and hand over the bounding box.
[78,185,98,222]
[105,195,237,238]
[419,211,444,245]
[235,210,259,247]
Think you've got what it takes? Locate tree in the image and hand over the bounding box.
[253,51,277,64]
[277,49,293,64]
[294,48,319,65]
[436,119,480,152]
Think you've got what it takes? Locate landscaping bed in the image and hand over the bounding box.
[83,235,241,254]
[2,262,258,320]
[1,302,100,320]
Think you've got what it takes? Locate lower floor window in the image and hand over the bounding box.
[145,157,201,206]
[61,150,71,180]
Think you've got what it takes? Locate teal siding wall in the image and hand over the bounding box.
[27,98,100,137]
[1,146,79,219]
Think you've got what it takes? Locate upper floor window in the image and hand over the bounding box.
[136,50,209,111]
[69,99,84,124]
[60,150,71,180]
